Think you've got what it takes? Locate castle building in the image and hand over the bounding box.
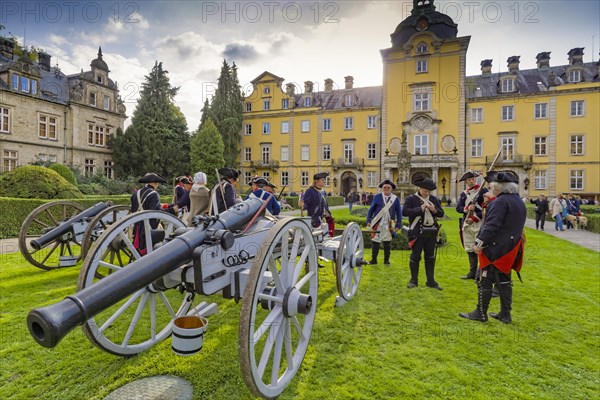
[241,0,599,201]
[0,38,126,177]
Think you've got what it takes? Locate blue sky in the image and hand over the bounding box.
[2,0,599,130]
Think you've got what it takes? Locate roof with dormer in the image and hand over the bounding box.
[391,0,458,48]
[294,86,382,110]
[90,47,110,72]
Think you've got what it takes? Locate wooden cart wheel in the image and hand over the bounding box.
[78,210,188,356]
[18,200,84,270]
[335,222,365,302]
[81,205,130,257]
[239,218,318,399]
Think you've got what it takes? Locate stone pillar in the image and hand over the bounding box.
[450,168,458,204]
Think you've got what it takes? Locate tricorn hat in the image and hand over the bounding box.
[458,170,481,182]
[250,177,269,186]
[219,167,240,180]
[313,172,329,180]
[484,170,519,184]
[378,179,397,190]
[138,173,167,184]
[413,177,437,191]
[266,181,277,188]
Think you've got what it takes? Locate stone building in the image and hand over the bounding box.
[0,38,126,177]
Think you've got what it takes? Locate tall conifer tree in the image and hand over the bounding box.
[190,118,225,186]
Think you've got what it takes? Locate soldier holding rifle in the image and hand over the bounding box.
[366,179,402,267]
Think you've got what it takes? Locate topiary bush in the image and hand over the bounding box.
[48,163,77,185]
[0,166,83,199]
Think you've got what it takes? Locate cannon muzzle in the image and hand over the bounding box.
[30,202,112,250]
[27,198,264,348]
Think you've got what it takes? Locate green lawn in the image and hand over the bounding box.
[1,208,598,399]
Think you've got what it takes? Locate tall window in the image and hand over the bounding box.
[104,161,113,179]
[263,100,270,111]
[367,143,376,159]
[343,143,354,163]
[261,146,271,163]
[414,134,429,155]
[570,135,584,155]
[281,146,289,161]
[38,115,57,140]
[281,171,289,187]
[367,116,377,129]
[262,172,270,181]
[367,171,376,188]
[570,100,584,116]
[282,98,289,109]
[501,137,515,160]
[244,124,252,135]
[244,147,252,162]
[262,122,270,134]
[323,118,331,131]
[344,117,354,130]
[301,120,310,132]
[534,103,548,119]
[301,145,310,161]
[0,107,10,133]
[303,97,311,107]
[95,126,105,146]
[301,171,309,186]
[570,170,584,190]
[414,93,430,111]
[245,102,252,112]
[281,121,289,134]
[85,159,94,177]
[344,94,354,107]
[416,59,428,73]
[502,105,515,121]
[89,92,96,106]
[471,139,483,157]
[471,108,483,123]
[103,95,110,110]
[534,170,547,190]
[244,172,253,185]
[501,78,515,93]
[569,70,581,83]
[3,150,17,172]
[322,144,331,161]
[534,137,547,156]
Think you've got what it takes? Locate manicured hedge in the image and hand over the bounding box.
[48,163,77,185]
[0,166,83,199]
[525,203,599,233]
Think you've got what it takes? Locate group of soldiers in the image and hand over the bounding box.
[132,167,526,324]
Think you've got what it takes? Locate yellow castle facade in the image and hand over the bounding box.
[241,0,599,202]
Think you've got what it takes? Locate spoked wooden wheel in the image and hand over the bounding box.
[78,210,188,356]
[18,201,84,270]
[81,205,130,257]
[336,222,365,302]
[239,218,318,399]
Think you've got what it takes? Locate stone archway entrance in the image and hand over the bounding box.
[341,171,357,197]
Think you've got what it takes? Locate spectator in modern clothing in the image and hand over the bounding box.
[530,194,549,231]
[549,194,567,231]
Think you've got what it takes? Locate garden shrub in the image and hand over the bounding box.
[48,163,77,185]
[0,166,83,199]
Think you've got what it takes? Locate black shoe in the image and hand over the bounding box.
[369,260,377,265]
[384,261,390,267]
[459,310,488,322]
[461,273,475,280]
[427,283,443,291]
[407,281,418,289]
[489,312,512,324]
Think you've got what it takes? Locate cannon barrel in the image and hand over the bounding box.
[30,202,113,250]
[27,198,264,348]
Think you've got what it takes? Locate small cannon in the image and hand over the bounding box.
[19,201,127,270]
[28,197,366,398]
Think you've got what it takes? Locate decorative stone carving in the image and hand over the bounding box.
[413,115,431,131]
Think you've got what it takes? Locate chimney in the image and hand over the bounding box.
[344,76,354,89]
[286,82,296,97]
[507,56,520,74]
[480,59,493,76]
[536,52,551,70]
[304,81,313,93]
[596,51,600,76]
[0,37,15,59]
[38,52,51,71]
[568,47,584,65]
[324,78,333,92]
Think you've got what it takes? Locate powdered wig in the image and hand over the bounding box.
[492,181,519,195]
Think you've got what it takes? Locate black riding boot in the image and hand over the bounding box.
[369,241,380,265]
[382,241,391,266]
[490,283,512,323]
[407,255,420,288]
[459,281,493,322]
[461,252,478,279]
[425,257,443,290]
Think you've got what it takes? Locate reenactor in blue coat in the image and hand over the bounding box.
[130,172,166,256]
[210,167,241,215]
[460,170,526,324]
[402,178,445,290]
[456,171,489,279]
[245,177,281,216]
[302,172,331,230]
[366,179,402,266]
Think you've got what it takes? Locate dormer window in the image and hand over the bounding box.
[416,43,428,54]
[568,70,581,83]
[263,87,270,94]
[97,75,103,84]
[304,97,311,107]
[12,73,38,95]
[501,78,516,93]
[245,102,252,112]
[89,92,96,106]
[344,94,354,107]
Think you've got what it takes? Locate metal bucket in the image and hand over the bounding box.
[172,316,208,356]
